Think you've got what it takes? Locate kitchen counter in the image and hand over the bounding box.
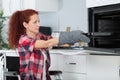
[50,48,87,55]
[50,47,120,56]
[1,47,120,56]
[84,47,120,56]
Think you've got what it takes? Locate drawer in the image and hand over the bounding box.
[63,72,86,80]
[63,55,86,73]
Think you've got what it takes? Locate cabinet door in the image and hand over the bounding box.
[63,72,86,80]
[22,0,59,12]
[86,0,120,8]
[87,55,120,80]
[2,0,21,16]
[49,54,64,70]
[63,55,87,73]
[2,0,59,16]
[21,0,35,10]
[36,0,59,12]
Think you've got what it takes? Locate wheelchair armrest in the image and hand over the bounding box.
[4,71,18,76]
[4,71,21,80]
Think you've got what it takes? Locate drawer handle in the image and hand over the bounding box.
[68,63,77,65]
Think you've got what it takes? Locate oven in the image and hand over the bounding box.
[88,3,120,48]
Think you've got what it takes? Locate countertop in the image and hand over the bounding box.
[50,47,120,56]
[1,47,120,56]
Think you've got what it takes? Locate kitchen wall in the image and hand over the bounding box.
[1,0,88,43]
[40,0,88,32]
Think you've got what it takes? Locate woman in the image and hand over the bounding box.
[8,9,59,80]
[8,9,90,80]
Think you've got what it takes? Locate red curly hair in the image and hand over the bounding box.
[8,9,38,49]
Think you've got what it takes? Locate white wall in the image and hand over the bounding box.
[40,0,88,32]
[1,0,88,43]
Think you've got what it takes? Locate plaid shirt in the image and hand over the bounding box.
[18,33,52,80]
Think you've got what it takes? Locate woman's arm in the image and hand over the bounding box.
[34,37,59,48]
[34,30,90,49]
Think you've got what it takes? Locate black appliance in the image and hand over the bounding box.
[39,26,52,35]
[88,3,120,48]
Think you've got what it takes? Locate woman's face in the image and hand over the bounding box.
[24,14,40,35]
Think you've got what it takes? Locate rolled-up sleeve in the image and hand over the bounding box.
[19,36,36,52]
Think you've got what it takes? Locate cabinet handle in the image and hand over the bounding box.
[67,63,77,65]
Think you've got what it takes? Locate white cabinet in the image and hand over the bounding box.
[2,0,21,16]
[87,55,120,80]
[49,52,87,80]
[63,55,86,73]
[49,53,64,80]
[2,0,59,16]
[62,55,87,80]
[23,0,59,12]
[49,53,64,71]
[86,0,120,8]
[63,73,86,80]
